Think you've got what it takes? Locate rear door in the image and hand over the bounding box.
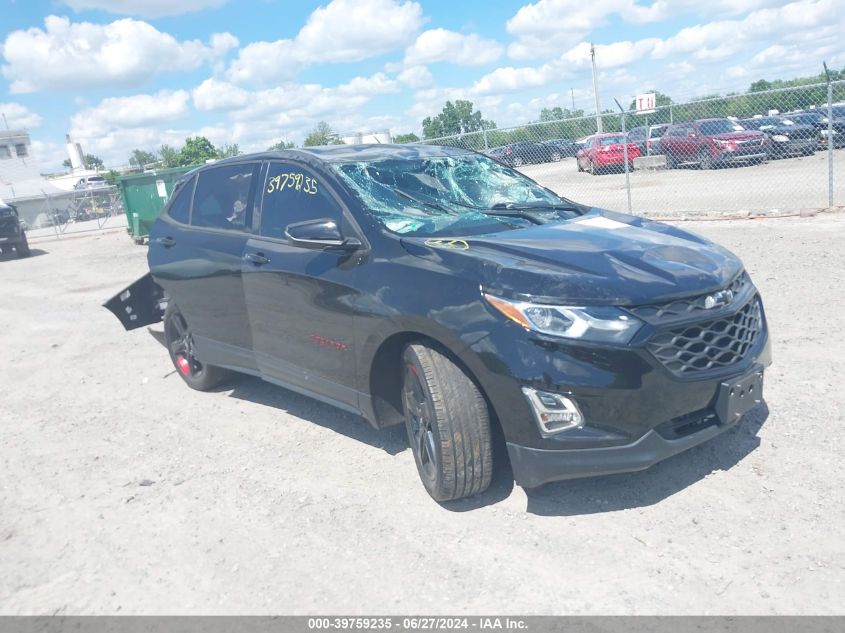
[241,160,364,411]
[149,161,261,371]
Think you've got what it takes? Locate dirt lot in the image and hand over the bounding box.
[1,215,844,615]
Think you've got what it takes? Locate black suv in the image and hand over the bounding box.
[0,202,30,258]
[107,145,771,501]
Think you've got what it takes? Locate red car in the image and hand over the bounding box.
[576,133,641,175]
[658,118,768,169]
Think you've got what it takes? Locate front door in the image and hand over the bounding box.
[242,160,363,411]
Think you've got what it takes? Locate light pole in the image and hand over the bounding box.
[591,43,603,133]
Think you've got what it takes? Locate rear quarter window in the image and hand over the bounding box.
[165,176,194,224]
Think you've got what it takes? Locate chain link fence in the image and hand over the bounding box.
[23,185,125,239]
[412,80,845,218]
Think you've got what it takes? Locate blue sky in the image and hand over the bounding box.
[1,0,843,171]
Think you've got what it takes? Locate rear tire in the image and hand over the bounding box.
[164,302,230,391]
[698,148,714,170]
[16,234,30,258]
[512,156,524,167]
[551,152,562,162]
[589,160,597,175]
[401,344,493,502]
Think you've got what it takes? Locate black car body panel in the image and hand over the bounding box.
[105,144,771,488]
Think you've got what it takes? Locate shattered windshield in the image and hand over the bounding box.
[332,153,579,237]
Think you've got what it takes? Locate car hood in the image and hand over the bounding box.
[399,210,743,306]
[762,124,816,134]
[710,130,764,141]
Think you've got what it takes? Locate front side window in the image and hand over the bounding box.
[332,152,579,238]
[191,163,259,231]
[165,176,195,224]
[259,162,341,239]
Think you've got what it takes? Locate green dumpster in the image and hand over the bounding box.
[117,166,196,243]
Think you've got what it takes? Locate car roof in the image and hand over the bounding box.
[211,143,479,167]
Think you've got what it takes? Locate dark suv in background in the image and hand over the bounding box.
[487,141,557,167]
[0,202,30,258]
[106,145,770,501]
[739,116,817,158]
[659,118,768,169]
[785,110,845,148]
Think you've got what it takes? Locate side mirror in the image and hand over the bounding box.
[285,218,362,252]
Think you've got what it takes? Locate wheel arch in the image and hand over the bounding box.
[366,330,502,439]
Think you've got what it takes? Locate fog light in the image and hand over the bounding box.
[522,387,584,436]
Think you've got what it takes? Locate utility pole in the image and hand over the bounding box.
[570,88,576,113]
[591,43,603,133]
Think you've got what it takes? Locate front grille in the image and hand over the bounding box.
[627,273,750,323]
[646,297,763,376]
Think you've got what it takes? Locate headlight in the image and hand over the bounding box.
[772,134,789,142]
[482,293,644,344]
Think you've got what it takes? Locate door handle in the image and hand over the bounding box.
[155,236,175,247]
[243,252,269,265]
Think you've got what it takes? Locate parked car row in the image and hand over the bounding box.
[483,108,845,175]
[485,139,579,167]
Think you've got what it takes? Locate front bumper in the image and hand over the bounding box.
[507,396,755,488]
[716,150,767,163]
[467,287,772,488]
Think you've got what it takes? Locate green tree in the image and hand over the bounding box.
[159,144,180,168]
[217,143,240,158]
[84,154,104,169]
[392,132,420,144]
[129,149,158,169]
[421,100,495,139]
[177,136,218,166]
[268,139,296,150]
[303,121,344,147]
[103,169,121,185]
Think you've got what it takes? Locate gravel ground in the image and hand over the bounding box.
[1,214,844,615]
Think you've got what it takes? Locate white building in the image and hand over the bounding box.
[0,129,73,227]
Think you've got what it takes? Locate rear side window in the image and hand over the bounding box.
[258,162,342,239]
[192,163,259,231]
[166,176,194,224]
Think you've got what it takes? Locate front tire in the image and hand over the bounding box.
[698,147,714,170]
[164,303,230,391]
[401,344,493,501]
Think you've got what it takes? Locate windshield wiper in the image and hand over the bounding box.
[393,188,453,214]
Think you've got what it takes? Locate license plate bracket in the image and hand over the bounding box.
[715,369,764,425]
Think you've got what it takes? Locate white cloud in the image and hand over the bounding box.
[404,29,503,66]
[1,16,237,93]
[192,78,251,111]
[479,0,844,99]
[30,140,69,173]
[505,0,663,60]
[398,65,434,88]
[0,102,42,129]
[226,0,424,85]
[61,0,227,18]
[70,90,191,139]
